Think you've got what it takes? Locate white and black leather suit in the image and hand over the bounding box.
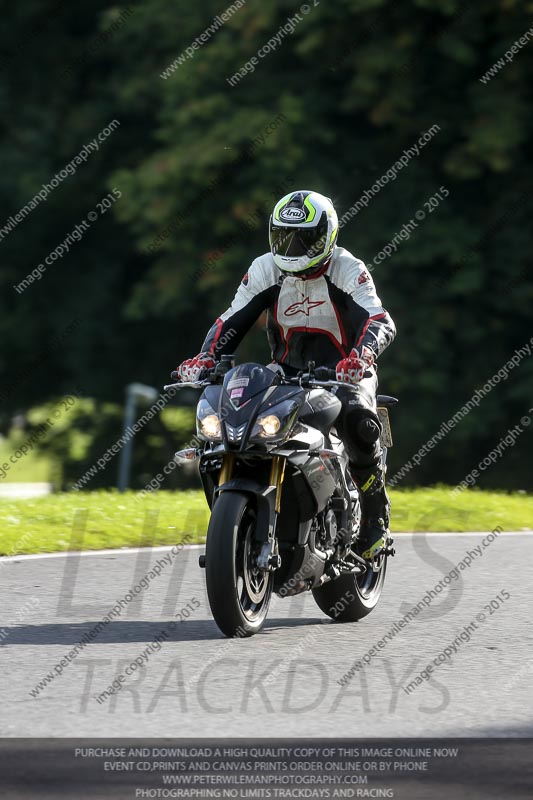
[202,246,396,484]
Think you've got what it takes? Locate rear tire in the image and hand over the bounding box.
[205,491,273,637]
[312,556,387,622]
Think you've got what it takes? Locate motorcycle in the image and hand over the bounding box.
[165,356,398,638]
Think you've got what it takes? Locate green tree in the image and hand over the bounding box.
[0,0,531,489]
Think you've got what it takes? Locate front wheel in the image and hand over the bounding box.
[205,491,273,637]
[312,555,387,622]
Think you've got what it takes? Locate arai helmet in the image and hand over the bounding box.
[269,190,338,275]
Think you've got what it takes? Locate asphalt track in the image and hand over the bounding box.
[0,532,532,738]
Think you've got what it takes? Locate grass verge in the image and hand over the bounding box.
[0,487,530,556]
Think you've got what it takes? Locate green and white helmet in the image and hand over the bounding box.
[269,190,339,274]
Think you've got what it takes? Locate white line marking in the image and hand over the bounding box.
[0,532,528,563]
[0,544,205,563]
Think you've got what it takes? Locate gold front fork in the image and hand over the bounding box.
[218,454,235,486]
[269,455,286,513]
[218,455,285,511]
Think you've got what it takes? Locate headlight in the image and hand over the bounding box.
[200,414,221,439]
[197,397,222,441]
[250,400,300,442]
[257,414,281,437]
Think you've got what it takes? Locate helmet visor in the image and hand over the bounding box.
[270,218,328,259]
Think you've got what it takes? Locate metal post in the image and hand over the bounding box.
[117,383,159,492]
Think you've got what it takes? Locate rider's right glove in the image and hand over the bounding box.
[175,352,215,382]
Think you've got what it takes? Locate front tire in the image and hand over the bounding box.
[205,491,273,637]
[312,556,387,622]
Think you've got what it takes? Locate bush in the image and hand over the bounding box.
[17,395,198,491]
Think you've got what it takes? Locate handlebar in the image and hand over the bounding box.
[164,364,224,391]
[164,379,212,391]
[291,366,371,388]
[164,364,371,393]
[315,366,337,381]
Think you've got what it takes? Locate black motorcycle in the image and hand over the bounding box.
[165,357,397,638]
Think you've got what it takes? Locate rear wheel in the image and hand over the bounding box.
[312,553,387,622]
[205,491,273,637]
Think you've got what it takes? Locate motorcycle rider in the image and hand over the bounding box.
[176,190,396,559]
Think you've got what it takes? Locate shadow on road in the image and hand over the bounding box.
[0,616,328,645]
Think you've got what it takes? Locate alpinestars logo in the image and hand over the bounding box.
[284,297,326,316]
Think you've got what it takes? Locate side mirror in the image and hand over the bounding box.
[214,355,236,377]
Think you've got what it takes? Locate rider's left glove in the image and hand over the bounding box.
[336,345,374,384]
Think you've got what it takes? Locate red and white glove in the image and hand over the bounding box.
[336,345,375,384]
[176,352,215,383]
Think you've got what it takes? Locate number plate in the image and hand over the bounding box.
[377,407,393,447]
